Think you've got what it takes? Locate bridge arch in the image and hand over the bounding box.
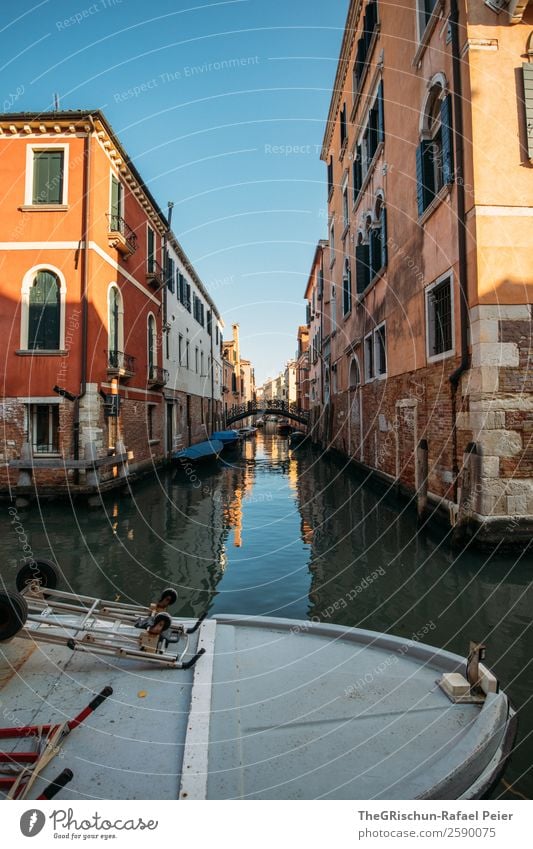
[225,399,309,427]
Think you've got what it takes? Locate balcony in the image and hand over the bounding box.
[146,258,165,290]
[147,364,169,388]
[107,214,137,256]
[107,350,136,379]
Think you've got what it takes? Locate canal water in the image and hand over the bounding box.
[2,428,531,799]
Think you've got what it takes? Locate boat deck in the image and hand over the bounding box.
[0,616,513,800]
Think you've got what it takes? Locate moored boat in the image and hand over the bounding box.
[172,439,224,463]
[288,430,306,448]
[210,430,241,447]
[0,568,517,801]
[277,419,293,435]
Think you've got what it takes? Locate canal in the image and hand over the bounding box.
[2,428,531,799]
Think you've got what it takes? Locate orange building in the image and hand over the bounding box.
[296,325,310,413]
[306,0,533,544]
[0,110,171,497]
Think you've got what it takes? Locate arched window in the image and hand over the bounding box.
[349,357,360,389]
[342,258,352,316]
[147,314,157,379]
[417,78,454,214]
[28,271,60,350]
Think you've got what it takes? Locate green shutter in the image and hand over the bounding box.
[28,271,60,350]
[440,94,454,184]
[353,144,363,203]
[111,176,122,223]
[147,227,155,271]
[523,64,533,160]
[377,81,385,143]
[416,141,433,215]
[356,244,370,294]
[381,207,388,269]
[33,151,63,204]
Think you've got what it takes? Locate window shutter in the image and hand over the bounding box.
[380,207,388,269]
[440,94,454,184]
[111,176,122,220]
[416,141,433,215]
[33,151,63,204]
[377,80,385,143]
[147,227,155,270]
[355,243,370,294]
[327,156,333,195]
[186,283,191,311]
[355,38,365,89]
[353,144,363,203]
[523,64,533,159]
[29,272,60,350]
[370,226,381,279]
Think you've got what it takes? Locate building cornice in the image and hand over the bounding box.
[321,0,363,161]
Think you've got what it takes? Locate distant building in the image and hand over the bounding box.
[296,325,310,412]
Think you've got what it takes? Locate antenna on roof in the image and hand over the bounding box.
[167,201,174,230]
[53,93,60,111]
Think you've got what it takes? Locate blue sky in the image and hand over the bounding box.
[3,0,348,383]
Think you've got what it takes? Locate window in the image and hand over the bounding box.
[332,363,338,394]
[369,195,387,280]
[375,323,387,376]
[329,220,335,266]
[195,347,199,373]
[178,334,183,366]
[147,226,156,272]
[426,274,454,359]
[356,232,370,295]
[29,404,60,454]
[147,404,155,441]
[186,340,190,369]
[331,284,337,332]
[353,82,384,204]
[327,156,334,196]
[342,258,352,316]
[147,314,157,377]
[216,325,219,345]
[110,175,123,229]
[186,282,191,312]
[28,270,61,350]
[108,285,123,363]
[349,357,360,389]
[523,63,533,160]
[201,351,205,375]
[166,253,175,293]
[417,83,454,215]
[418,0,438,36]
[31,149,65,205]
[365,324,387,380]
[340,103,347,148]
[207,310,212,336]
[342,177,349,229]
[353,0,379,95]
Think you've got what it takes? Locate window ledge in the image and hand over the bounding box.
[427,349,455,365]
[327,186,334,203]
[16,349,68,356]
[343,309,352,321]
[418,184,451,226]
[19,205,69,212]
[412,0,445,68]
[341,223,350,240]
[148,439,160,445]
[329,256,336,269]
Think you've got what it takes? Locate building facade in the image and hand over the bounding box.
[305,0,533,544]
[296,325,310,412]
[0,109,224,497]
[164,236,224,450]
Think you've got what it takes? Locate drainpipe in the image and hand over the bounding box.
[448,0,470,504]
[73,118,93,471]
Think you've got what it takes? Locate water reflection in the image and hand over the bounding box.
[0,430,531,797]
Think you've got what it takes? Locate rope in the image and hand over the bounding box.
[501,778,530,801]
[7,722,68,800]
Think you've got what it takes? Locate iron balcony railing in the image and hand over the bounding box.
[106,214,138,254]
[146,258,165,288]
[107,350,136,376]
[147,364,169,387]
